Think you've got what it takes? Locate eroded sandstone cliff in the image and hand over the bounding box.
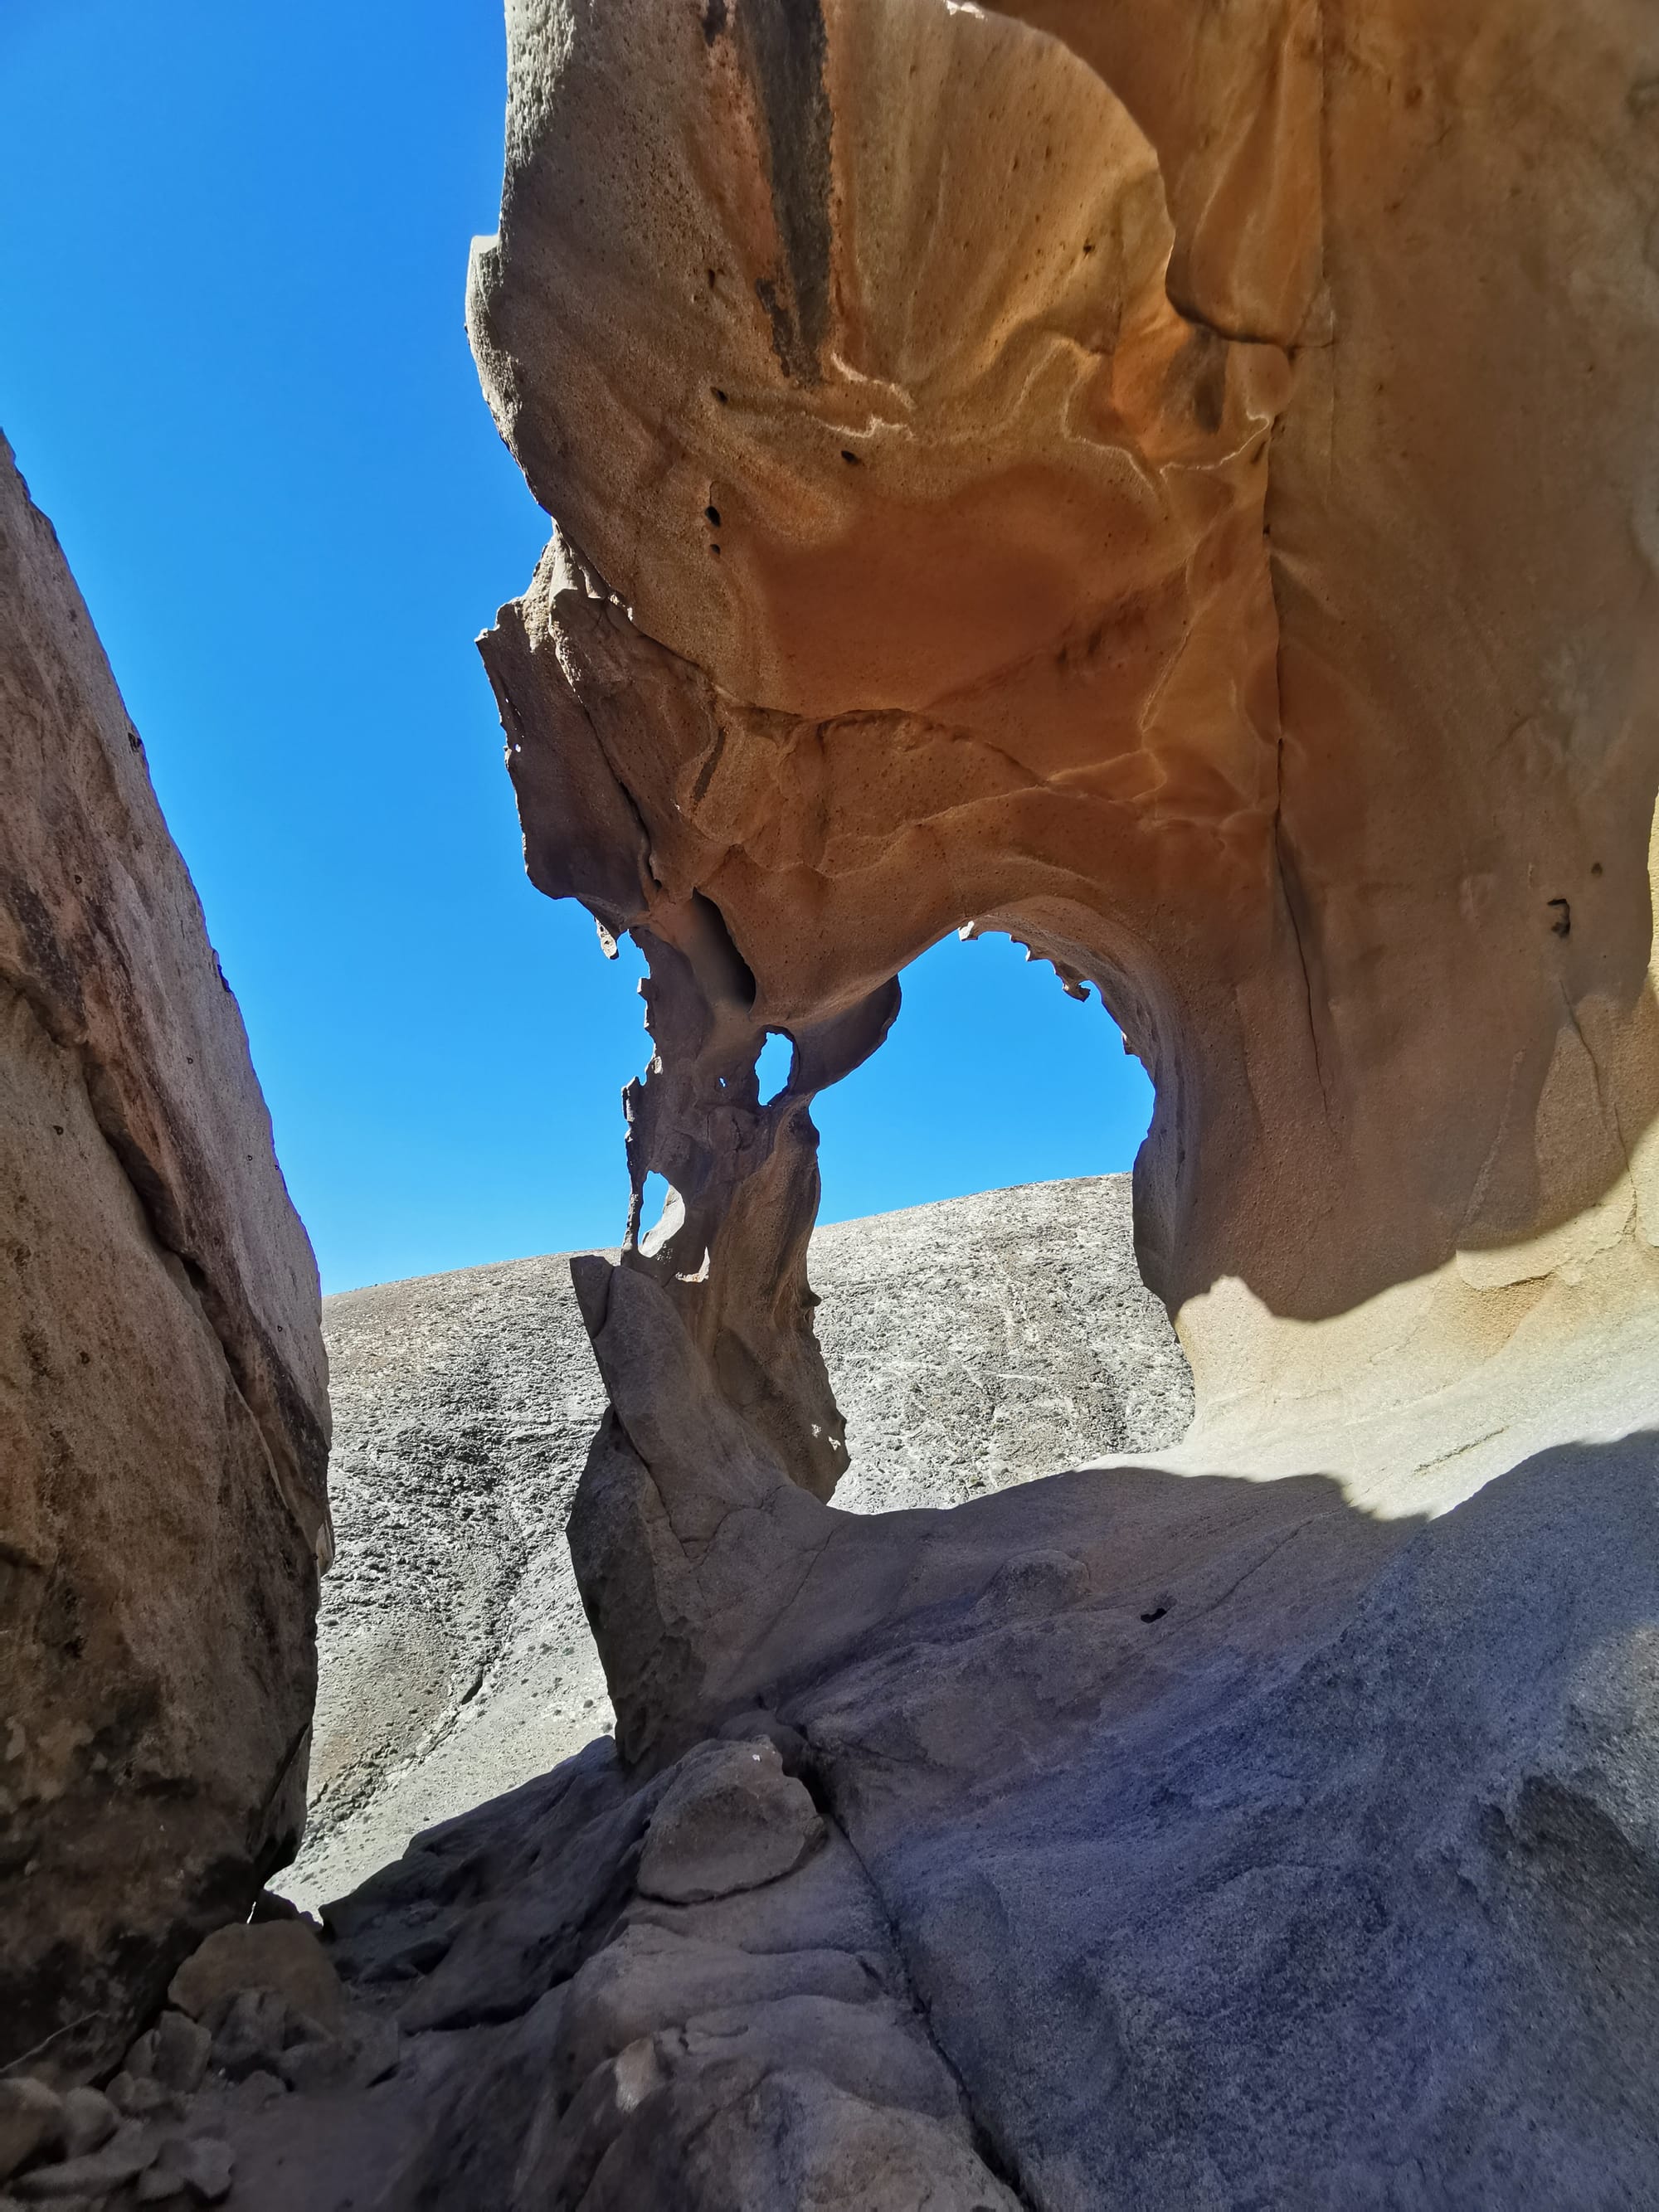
[7,0,1659,2200]
[314,0,1659,2198]
[0,439,330,2075]
[469,0,1659,1759]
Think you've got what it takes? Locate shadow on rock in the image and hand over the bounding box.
[64,1432,1653,2209]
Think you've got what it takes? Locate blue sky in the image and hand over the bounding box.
[0,0,1151,1294]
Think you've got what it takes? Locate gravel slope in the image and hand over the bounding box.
[282,1174,1191,1903]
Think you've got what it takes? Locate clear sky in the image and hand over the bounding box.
[0,0,1152,1295]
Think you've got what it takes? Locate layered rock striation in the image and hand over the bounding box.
[420,0,1659,2197]
[0,439,329,2074]
[469,0,1659,1748]
[7,0,1659,2195]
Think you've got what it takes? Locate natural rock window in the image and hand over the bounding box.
[8,0,1659,2200]
[470,0,1659,1767]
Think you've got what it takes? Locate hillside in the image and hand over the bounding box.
[285,1174,1191,1902]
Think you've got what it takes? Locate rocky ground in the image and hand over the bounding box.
[10,1413,1656,2210]
[284,1174,1193,1907]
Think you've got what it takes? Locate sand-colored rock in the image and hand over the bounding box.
[469,0,1659,1740]
[0,436,329,2074]
[413,0,1659,2195]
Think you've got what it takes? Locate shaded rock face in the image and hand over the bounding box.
[41,1431,1657,2209]
[289,1178,1190,1908]
[0,438,329,2075]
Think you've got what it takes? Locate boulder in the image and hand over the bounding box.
[0,2083,61,2185]
[134,2135,234,2206]
[636,1739,823,1903]
[123,2013,212,2098]
[10,2120,155,2200]
[168,1919,348,2034]
[51,2093,113,2164]
[203,1991,296,2085]
[0,435,329,2073]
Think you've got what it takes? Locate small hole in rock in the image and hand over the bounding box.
[706,504,721,525]
[713,386,728,404]
[841,449,861,465]
[709,542,722,557]
[757,1029,794,1104]
[640,1170,674,1234]
[1139,1606,1167,1624]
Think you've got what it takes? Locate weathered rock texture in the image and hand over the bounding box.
[469,0,1659,1763]
[0,438,329,2075]
[433,0,1659,2197]
[27,1437,1657,2207]
[288,1176,1190,1906]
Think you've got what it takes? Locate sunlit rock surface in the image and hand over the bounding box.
[11,0,1659,2198]
[0,437,329,2074]
[447,0,1659,2195]
[467,0,1659,1730]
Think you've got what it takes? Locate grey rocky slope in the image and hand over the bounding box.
[287,1174,1191,1906]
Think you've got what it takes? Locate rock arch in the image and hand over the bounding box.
[469,0,1659,1756]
